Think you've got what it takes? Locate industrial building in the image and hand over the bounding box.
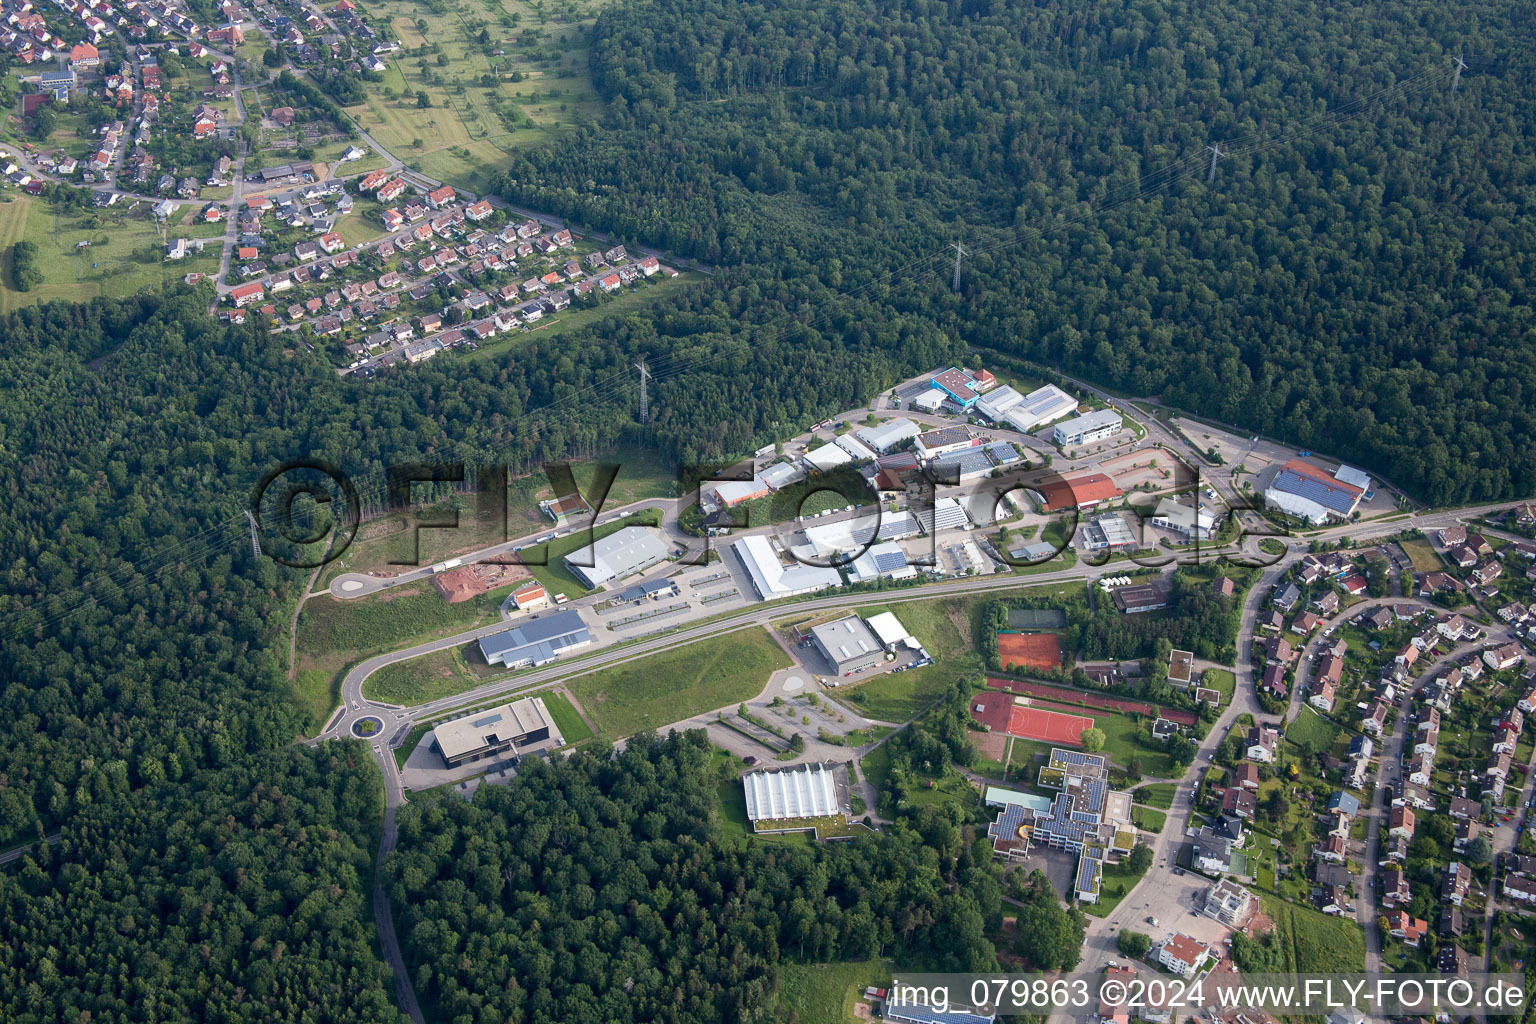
[846,542,916,583]
[810,615,886,675]
[1080,513,1138,552]
[742,762,849,824]
[1052,409,1123,447]
[914,496,970,533]
[1036,473,1121,512]
[431,696,555,767]
[975,384,1024,422]
[802,442,853,471]
[1002,384,1078,432]
[759,461,806,491]
[563,525,670,588]
[1150,496,1218,540]
[908,387,947,413]
[734,534,842,598]
[832,432,878,461]
[928,448,994,484]
[706,475,770,508]
[477,609,593,668]
[857,417,922,453]
[1263,458,1367,524]
[929,367,985,409]
[1111,578,1172,613]
[913,425,980,460]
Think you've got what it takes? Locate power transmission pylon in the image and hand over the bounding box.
[951,241,967,292]
[634,361,650,425]
[1452,55,1468,93]
[1206,143,1224,183]
[244,510,261,558]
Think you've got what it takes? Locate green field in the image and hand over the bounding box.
[0,195,221,310]
[293,667,342,726]
[1131,805,1167,833]
[776,961,892,1022]
[1082,854,1151,919]
[332,210,389,248]
[568,627,791,742]
[1285,706,1342,757]
[346,0,609,190]
[1397,537,1444,573]
[541,690,594,746]
[1259,894,1365,972]
[1132,782,1176,809]
[361,644,482,705]
[296,582,511,708]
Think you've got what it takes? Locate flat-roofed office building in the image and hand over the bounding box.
[432,696,554,767]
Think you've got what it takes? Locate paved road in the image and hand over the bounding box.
[0,832,59,867]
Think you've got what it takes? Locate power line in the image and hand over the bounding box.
[2,61,1465,644]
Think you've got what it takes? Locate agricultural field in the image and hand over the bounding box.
[0,195,220,310]
[347,0,611,191]
[568,626,791,742]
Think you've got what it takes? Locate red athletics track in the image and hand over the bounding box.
[1006,704,1096,746]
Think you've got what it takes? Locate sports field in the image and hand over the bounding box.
[1006,704,1095,745]
[996,632,1061,671]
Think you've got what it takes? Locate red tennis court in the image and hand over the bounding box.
[1006,704,1096,746]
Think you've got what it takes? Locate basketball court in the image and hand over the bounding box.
[1006,703,1096,746]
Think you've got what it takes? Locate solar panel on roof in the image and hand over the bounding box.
[874,550,908,572]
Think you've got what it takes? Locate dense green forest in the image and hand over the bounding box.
[503,0,1536,504]
[384,731,1001,1023]
[0,746,404,1022]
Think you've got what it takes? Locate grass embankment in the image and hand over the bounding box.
[569,627,791,743]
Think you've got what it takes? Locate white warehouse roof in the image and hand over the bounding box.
[975,384,1024,421]
[733,534,842,598]
[909,387,947,412]
[832,433,878,461]
[1006,384,1078,432]
[802,442,854,471]
[856,418,921,453]
[743,763,842,821]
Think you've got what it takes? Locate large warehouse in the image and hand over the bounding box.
[1003,384,1078,432]
[856,417,921,453]
[431,696,555,768]
[1263,459,1367,524]
[477,608,593,668]
[563,525,670,588]
[743,762,849,824]
[733,534,842,598]
[810,615,885,675]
